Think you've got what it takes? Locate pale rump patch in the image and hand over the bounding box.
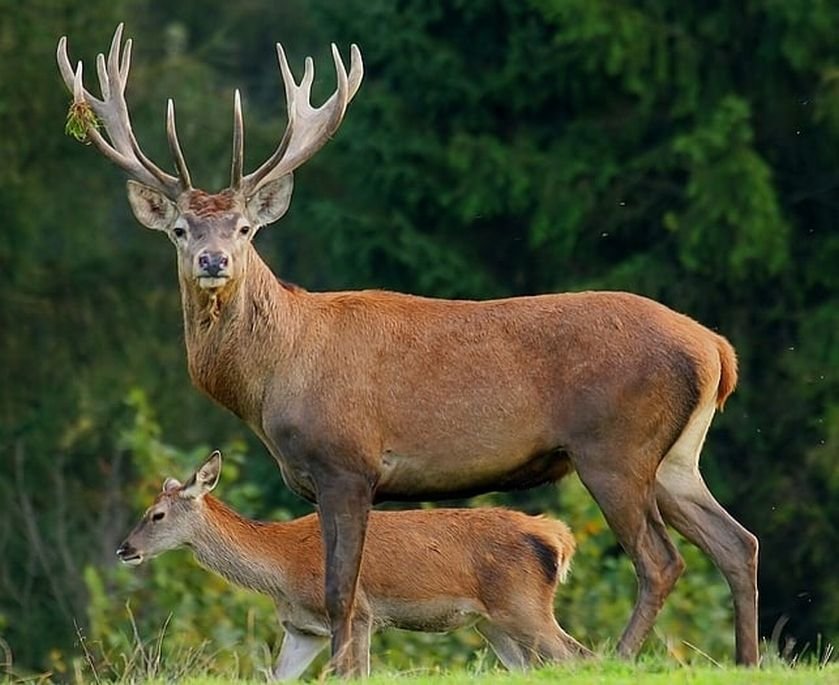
[656,398,717,497]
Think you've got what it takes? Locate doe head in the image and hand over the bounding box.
[116,450,222,565]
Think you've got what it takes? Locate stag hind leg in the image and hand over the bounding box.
[655,401,759,665]
[573,451,685,659]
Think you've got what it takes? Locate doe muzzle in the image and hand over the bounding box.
[116,540,138,561]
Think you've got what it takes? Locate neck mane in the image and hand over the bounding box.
[178,244,301,423]
[190,495,288,596]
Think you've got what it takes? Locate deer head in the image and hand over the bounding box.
[57,24,363,293]
[116,450,223,565]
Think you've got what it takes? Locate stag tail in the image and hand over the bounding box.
[715,335,738,411]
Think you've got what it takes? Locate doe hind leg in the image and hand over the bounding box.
[478,615,591,670]
[476,620,531,670]
[655,402,759,665]
[350,611,372,678]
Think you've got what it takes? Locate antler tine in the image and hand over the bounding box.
[348,44,363,100]
[73,61,85,103]
[167,100,193,189]
[107,22,124,82]
[96,53,110,100]
[230,90,244,190]
[239,42,364,195]
[57,24,187,198]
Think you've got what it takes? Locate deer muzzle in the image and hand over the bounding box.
[116,540,144,566]
[195,250,230,288]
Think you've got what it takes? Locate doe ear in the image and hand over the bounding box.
[126,180,178,231]
[181,450,223,499]
[162,477,182,493]
[245,174,294,228]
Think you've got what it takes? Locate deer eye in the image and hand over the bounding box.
[152,511,165,522]
[239,225,251,236]
[173,227,186,239]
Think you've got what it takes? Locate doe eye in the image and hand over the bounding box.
[239,225,251,236]
[173,227,186,239]
[152,512,165,522]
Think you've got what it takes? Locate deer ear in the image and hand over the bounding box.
[126,180,177,230]
[162,477,182,493]
[246,174,294,227]
[181,450,222,499]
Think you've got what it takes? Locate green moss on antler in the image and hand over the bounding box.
[64,100,100,144]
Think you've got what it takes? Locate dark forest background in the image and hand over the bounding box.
[1,0,837,677]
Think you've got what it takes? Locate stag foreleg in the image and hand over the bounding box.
[315,472,374,678]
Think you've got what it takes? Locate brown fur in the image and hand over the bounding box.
[171,237,757,668]
[199,499,577,618]
[715,335,738,410]
[186,189,237,217]
[122,487,588,675]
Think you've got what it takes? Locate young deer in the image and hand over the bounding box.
[60,24,758,673]
[117,451,587,679]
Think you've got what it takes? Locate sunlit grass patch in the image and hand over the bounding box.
[115,659,839,685]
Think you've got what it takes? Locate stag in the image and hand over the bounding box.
[57,24,759,674]
[117,450,587,678]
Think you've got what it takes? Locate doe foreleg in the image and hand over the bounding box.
[272,626,328,681]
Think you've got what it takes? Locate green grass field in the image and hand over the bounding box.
[13,616,835,684]
[127,661,838,685]
[49,652,836,685]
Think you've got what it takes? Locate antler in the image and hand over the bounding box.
[233,42,363,195]
[57,23,191,198]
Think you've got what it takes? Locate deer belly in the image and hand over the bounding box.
[374,597,484,633]
[376,445,571,500]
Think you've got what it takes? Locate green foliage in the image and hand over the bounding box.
[668,96,789,279]
[64,100,101,144]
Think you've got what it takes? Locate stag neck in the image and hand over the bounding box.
[179,244,303,424]
[190,495,290,596]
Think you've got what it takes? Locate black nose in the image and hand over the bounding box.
[197,251,229,277]
[116,541,135,559]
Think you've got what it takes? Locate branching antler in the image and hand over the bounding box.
[58,24,363,200]
[233,43,364,195]
[57,23,190,198]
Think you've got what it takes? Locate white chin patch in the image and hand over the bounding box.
[197,276,229,290]
[121,556,144,566]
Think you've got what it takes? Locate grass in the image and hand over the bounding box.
[96,659,838,685]
[7,643,835,684]
[4,614,834,684]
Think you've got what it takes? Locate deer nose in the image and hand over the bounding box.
[116,541,135,559]
[197,251,229,278]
